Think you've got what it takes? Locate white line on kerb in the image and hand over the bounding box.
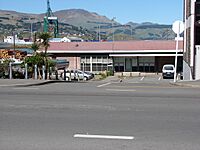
[97,82,111,88]
[74,134,134,140]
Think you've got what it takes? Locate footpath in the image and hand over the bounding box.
[170,80,200,88]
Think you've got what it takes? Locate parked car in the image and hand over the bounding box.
[61,69,92,81]
[84,71,95,79]
[162,64,175,79]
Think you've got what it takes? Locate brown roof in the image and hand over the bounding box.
[46,40,183,52]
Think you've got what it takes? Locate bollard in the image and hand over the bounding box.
[55,70,58,80]
[9,62,12,79]
[42,65,45,80]
[69,70,72,81]
[25,63,28,79]
[34,64,37,79]
[64,69,66,81]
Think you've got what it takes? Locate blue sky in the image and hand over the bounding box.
[0,0,183,25]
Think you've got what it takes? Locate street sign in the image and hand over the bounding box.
[172,20,184,82]
[172,20,184,35]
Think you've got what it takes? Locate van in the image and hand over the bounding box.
[162,64,175,79]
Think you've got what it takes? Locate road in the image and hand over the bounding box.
[0,77,200,150]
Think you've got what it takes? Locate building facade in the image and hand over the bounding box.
[184,0,200,80]
[45,40,183,75]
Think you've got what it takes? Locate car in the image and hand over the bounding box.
[162,64,175,79]
[60,69,92,81]
[84,71,94,80]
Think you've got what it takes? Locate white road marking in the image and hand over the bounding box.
[140,76,145,81]
[106,89,136,92]
[97,82,111,88]
[74,134,134,140]
[158,76,162,80]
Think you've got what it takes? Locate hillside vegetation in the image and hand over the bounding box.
[0,9,175,41]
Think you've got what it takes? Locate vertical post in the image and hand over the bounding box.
[77,71,80,82]
[55,68,58,80]
[9,62,12,79]
[174,37,179,82]
[34,64,37,79]
[98,25,101,41]
[13,33,15,51]
[172,20,184,82]
[42,65,45,80]
[25,63,28,79]
[83,61,85,72]
[64,68,66,81]
[112,17,116,42]
[90,56,93,72]
[49,67,52,79]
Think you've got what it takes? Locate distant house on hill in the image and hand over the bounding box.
[3,35,33,45]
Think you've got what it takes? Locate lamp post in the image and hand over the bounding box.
[98,25,101,41]
[111,17,116,41]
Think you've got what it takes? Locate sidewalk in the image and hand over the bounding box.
[170,80,200,88]
[1,78,200,88]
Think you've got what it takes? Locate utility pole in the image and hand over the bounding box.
[112,17,116,42]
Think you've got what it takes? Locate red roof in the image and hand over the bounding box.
[46,40,183,52]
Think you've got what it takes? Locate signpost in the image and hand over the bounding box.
[172,20,184,82]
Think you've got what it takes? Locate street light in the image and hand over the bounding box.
[98,25,101,41]
[111,17,116,41]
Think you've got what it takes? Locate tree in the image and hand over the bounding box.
[23,53,44,79]
[0,59,13,78]
[38,32,51,79]
[31,42,40,55]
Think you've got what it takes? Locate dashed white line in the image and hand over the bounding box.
[97,82,111,88]
[74,134,134,140]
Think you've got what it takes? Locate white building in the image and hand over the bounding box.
[3,35,33,45]
[49,37,84,42]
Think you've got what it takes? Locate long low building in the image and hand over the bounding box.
[44,40,183,74]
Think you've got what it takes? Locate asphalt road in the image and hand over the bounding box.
[0,78,200,150]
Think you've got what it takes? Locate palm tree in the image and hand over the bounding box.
[38,32,51,79]
[31,43,40,55]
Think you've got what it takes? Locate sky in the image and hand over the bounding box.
[0,0,183,25]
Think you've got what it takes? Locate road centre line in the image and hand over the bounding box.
[74,134,134,140]
[97,82,111,88]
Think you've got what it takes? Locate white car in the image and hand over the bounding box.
[162,64,175,79]
[61,70,90,81]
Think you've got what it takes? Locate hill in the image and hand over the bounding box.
[0,9,175,41]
